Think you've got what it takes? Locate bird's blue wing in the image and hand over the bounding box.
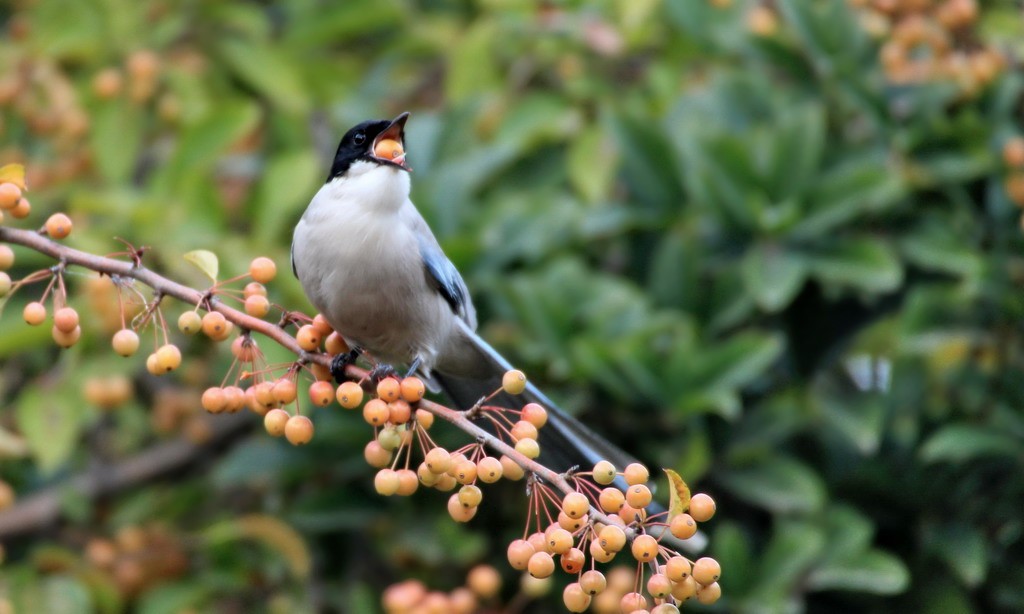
[419,236,474,327]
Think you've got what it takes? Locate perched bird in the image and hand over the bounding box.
[290,112,636,474]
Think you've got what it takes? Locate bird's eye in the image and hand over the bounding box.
[353,132,366,146]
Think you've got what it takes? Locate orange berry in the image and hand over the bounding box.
[376,377,400,402]
[562,491,590,519]
[527,551,555,578]
[53,307,79,333]
[506,539,535,570]
[243,281,266,298]
[689,492,716,522]
[145,352,160,375]
[448,492,478,522]
[336,381,364,408]
[665,556,691,582]
[271,379,297,404]
[598,525,626,553]
[545,527,573,555]
[417,462,441,486]
[697,581,722,604]
[670,513,698,539]
[561,547,585,574]
[364,440,393,468]
[310,362,331,381]
[588,540,614,563]
[45,213,73,239]
[373,137,404,160]
[648,573,672,598]
[599,487,625,513]
[231,336,257,362]
[111,329,140,357]
[623,462,649,485]
[521,402,548,428]
[249,257,276,283]
[222,386,246,412]
[324,331,348,355]
[631,534,658,562]
[467,564,502,599]
[308,380,335,406]
[295,324,321,351]
[672,575,698,601]
[476,456,503,483]
[201,311,228,338]
[178,311,202,335]
[92,68,123,98]
[692,557,721,586]
[626,483,652,509]
[203,387,227,414]
[579,569,606,595]
[400,376,425,402]
[253,381,275,406]
[23,301,46,325]
[284,415,314,445]
[264,408,289,436]
[558,510,586,532]
[562,582,591,612]
[244,294,270,318]
[618,502,647,524]
[244,387,269,416]
[510,420,538,442]
[9,197,30,218]
[387,400,411,424]
[415,408,434,429]
[52,324,81,348]
[502,369,527,394]
[425,447,452,474]
[375,468,400,495]
[620,592,647,613]
[311,313,333,336]
[362,398,389,426]
[0,244,13,269]
[0,183,21,210]
[395,468,419,496]
[126,50,160,80]
[1004,137,1024,167]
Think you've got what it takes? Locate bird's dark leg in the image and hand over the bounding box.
[330,347,362,383]
[368,363,397,383]
[403,357,423,379]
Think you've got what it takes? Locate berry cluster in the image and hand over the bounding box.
[382,564,501,614]
[82,525,189,597]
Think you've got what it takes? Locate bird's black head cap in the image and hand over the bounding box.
[327,112,410,181]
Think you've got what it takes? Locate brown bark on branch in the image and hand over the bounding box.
[0,226,634,540]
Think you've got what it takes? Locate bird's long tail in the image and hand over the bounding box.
[431,322,640,479]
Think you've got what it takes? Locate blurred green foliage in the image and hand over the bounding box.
[2,0,1024,612]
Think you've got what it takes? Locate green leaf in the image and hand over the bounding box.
[218,38,309,114]
[719,456,826,513]
[16,384,84,474]
[927,523,988,587]
[182,250,219,283]
[203,514,311,579]
[91,100,143,184]
[757,521,826,593]
[253,150,322,245]
[138,582,210,614]
[446,20,500,102]
[742,243,807,312]
[809,238,903,294]
[568,125,619,204]
[920,424,1020,463]
[664,468,691,518]
[806,550,910,594]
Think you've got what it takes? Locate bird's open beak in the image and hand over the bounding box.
[371,112,411,171]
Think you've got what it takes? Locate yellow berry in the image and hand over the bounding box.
[506,539,535,570]
[670,513,698,539]
[271,379,297,404]
[527,551,555,578]
[295,324,321,351]
[562,491,590,519]
[308,380,335,406]
[598,525,626,553]
[599,487,625,513]
[178,311,202,335]
[111,329,140,357]
[0,183,21,210]
[264,408,289,436]
[623,462,648,485]
[400,376,425,402]
[515,437,540,459]
[154,344,182,372]
[562,582,591,612]
[201,311,228,338]
[244,294,270,318]
[376,377,400,403]
[579,569,606,595]
[697,581,722,604]
[502,369,527,394]
[592,460,616,485]
[467,565,502,599]
[631,534,658,562]
[647,573,672,598]
[626,484,652,509]
[362,398,389,426]
[476,456,503,483]
[201,387,227,413]
[364,441,393,468]
[447,493,478,522]
[375,468,400,495]
[0,244,14,269]
[500,455,525,480]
